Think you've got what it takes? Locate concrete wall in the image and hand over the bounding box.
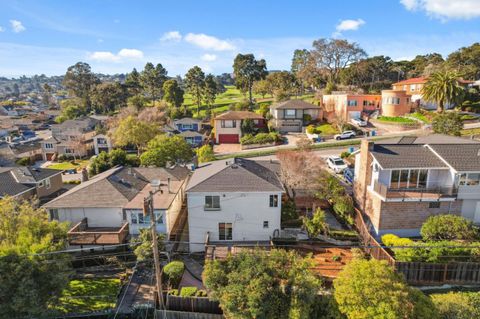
[187,191,282,252]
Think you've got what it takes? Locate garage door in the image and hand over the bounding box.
[218,134,239,143]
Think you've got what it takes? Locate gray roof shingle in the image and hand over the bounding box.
[270,99,321,110]
[428,144,480,172]
[370,144,448,169]
[0,171,35,197]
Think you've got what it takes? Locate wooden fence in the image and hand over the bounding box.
[165,295,222,314]
[156,310,223,319]
[354,207,480,285]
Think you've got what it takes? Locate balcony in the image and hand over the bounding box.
[67,218,129,245]
[373,181,457,201]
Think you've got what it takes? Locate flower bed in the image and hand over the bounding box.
[240,132,282,149]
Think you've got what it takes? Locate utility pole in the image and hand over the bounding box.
[143,190,165,311]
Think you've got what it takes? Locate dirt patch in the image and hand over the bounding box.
[308,247,353,279]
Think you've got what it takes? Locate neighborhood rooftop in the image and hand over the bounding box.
[270,99,321,109]
[213,110,264,120]
[0,167,61,197]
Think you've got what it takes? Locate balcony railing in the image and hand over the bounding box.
[373,180,457,201]
[67,218,129,245]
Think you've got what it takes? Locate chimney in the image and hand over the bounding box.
[355,139,374,211]
[81,168,88,182]
[167,177,171,193]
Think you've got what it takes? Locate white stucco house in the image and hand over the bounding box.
[43,165,190,247]
[186,158,285,252]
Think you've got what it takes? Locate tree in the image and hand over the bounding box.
[203,249,322,319]
[162,79,184,108]
[185,66,205,116]
[112,116,159,155]
[140,135,193,167]
[88,149,129,176]
[42,83,55,108]
[291,49,312,92]
[421,215,478,241]
[140,62,168,106]
[0,197,71,317]
[203,74,218,117]
[431,292,480,319]
[241,118,255,135]
[91,82,127,114]
[310,38,366,84]
[233,53,267,106]
[423,71,465,113]
[252,79,272,98]
[432,112,463,136]
[409,53,445,78]
[196,145,215,163]
[125,67,142,96]
[303,208,328,238]
[334,259,437,319]
[266,71,297,101]
[62,62,99,112]
[130,228,165,262]
[446,43,480,80]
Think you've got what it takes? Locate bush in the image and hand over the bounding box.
[167,289,178,296]
[196,145,215,163]
[196,290,208,297]
[180,286,198,297]
[240,132,281,145]
[420,215,478,241]
[15,157,31,166]
[281,199,298,222]
[163,261,185,287]
[340,151,350,159]
[432,112,463,136]
[332,195,354,225]
[431,291,480,319]
[303,114,312,123]
[303,208,328,238]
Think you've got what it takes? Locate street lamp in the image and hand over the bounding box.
[143,179,165,311]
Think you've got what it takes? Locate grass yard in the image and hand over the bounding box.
[54,278,121,314]
[184,85,315,117]
[408,112,431,123]
[47,159,90,171]
[308,123,340,136]
[377,116,416,124]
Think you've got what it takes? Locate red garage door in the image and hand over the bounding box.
[218,134,239,144]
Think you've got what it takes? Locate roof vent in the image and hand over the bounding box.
[231,164,238,169]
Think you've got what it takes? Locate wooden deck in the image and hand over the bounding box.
[68,218,129,245]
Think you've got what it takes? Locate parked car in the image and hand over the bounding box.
[334,131,356,140]
[351,118,367,127]
[326,156,348,173]
[343,168,354,184]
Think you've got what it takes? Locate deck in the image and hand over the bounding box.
[68,218,129,245]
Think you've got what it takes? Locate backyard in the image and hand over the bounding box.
[47,159,90,171]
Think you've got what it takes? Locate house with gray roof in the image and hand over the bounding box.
[354,135,480,238]
[269,99,322,132]
[43,165,190,247]
[186,157,284,252]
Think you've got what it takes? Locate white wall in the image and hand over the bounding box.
[57,207,124,227]
[126,208,167,235]
[165,185,186,234]
[187,192,282,252]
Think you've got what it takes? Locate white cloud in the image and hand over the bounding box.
[400,0,480,20]
[184,33,235,51]
[0,26,5,32]
[160,31,182,42]
[336,19,366,32]
[201,53,217,62]
[87,48,144,62]
[10,20,26,33]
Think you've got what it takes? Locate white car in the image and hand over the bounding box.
[351,118,367,127]
[334,130,356,140]
[326,156,348,173]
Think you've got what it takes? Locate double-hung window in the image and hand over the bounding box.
[285,109,296,118]
[269,194,278,207]
[205,195,220,210]
[347,100,358,107]
[219,223,233,240]
[221,120,236,128]
[49,209,59,220]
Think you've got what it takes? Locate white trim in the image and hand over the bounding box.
[424,144,457,172]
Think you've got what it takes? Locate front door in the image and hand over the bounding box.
[474,202,480,224]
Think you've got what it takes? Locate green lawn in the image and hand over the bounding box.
[308,123,340,136]
[408,112,431,123]
[54,278,121,314]
[460,114,479,121]
[184,85,315,117]
[47,159,90,171]
[377,116,416,124]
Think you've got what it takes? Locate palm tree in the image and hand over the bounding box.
[422,71,465,113]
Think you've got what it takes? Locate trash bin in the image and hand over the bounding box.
[348,147,355,153]
[371,130,376,136]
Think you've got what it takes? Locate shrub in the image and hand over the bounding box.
[431,291,480,319]
[332,255,341,262]
[15,157,31,166]
[303,208,329,238]
[281,199,298,222]
[420,215,478,241]
[180,286,198,297]
[306,125,316,134]
[196,145,215,163]
[303,114,312,123]
[126,154,140,167]
[332,195,354,225]
[240,132,281,145]
[196,290,208,297]
[163,261,185,287]
[432,112,463,136]
[340,151,350,159]
[167,289,178,296]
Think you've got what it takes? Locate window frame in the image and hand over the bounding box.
[263,221,269,229]
[269,194,278,207]
[218,222,233,240]
[49,209,59,220]
[221,120,236,128]
[204,195,221,210]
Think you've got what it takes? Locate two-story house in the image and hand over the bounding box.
[214,111,266,144]
[186,157,284,252]
[41,117,99,161]
[43,166,190,247]
[173,118,204,147]
[354,135,480,237]
[0,167,63,203]
[269,99,322,132]
[322,93,381,121]
[93,134,112,155]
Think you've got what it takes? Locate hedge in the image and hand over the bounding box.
[163,261,185,287]
[180,286,198,297]
[240,132,282,145]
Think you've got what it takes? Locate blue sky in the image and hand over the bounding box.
[0,0,479,77]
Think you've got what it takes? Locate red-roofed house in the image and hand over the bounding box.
[213,111,266,144]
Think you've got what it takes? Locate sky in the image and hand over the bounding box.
[0,0,479,77]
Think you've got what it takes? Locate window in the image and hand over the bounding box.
[347,100,358,107]
[399,170,409,188]
[221,120,236,128]
[285,109,296,118]
[459,173,467,186]
[44,178,51,189]
[390,170,400,188]
[263,221,269,228]
[65,148,74,154]
[269,194,278,207]
[418,170,428,188]
[49,209,59,220]
[429,202,441,209]
[205,195,220,210]
[219,223,233,240]
[410,84,415,92]
[182,124,193,130]
[391,169,428,189]
[97,138,107,145]
[131,211,163,224]
[458,173,480,186]
[45,143,54,149]
[409,170,418,187]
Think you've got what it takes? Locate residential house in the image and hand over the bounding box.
[214,111,266,143]
[8,141,43,162]
[43,166,190,246]
[380,90,413,117]
[179,130,204,147]
[93,134,112,155]
[269,99,322,132]
[186,157,284,252]
[41,117,99,161]
[0,167,63,202]
[354,135,480,237]
[322,93,381,122]
[173,118,202,132]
